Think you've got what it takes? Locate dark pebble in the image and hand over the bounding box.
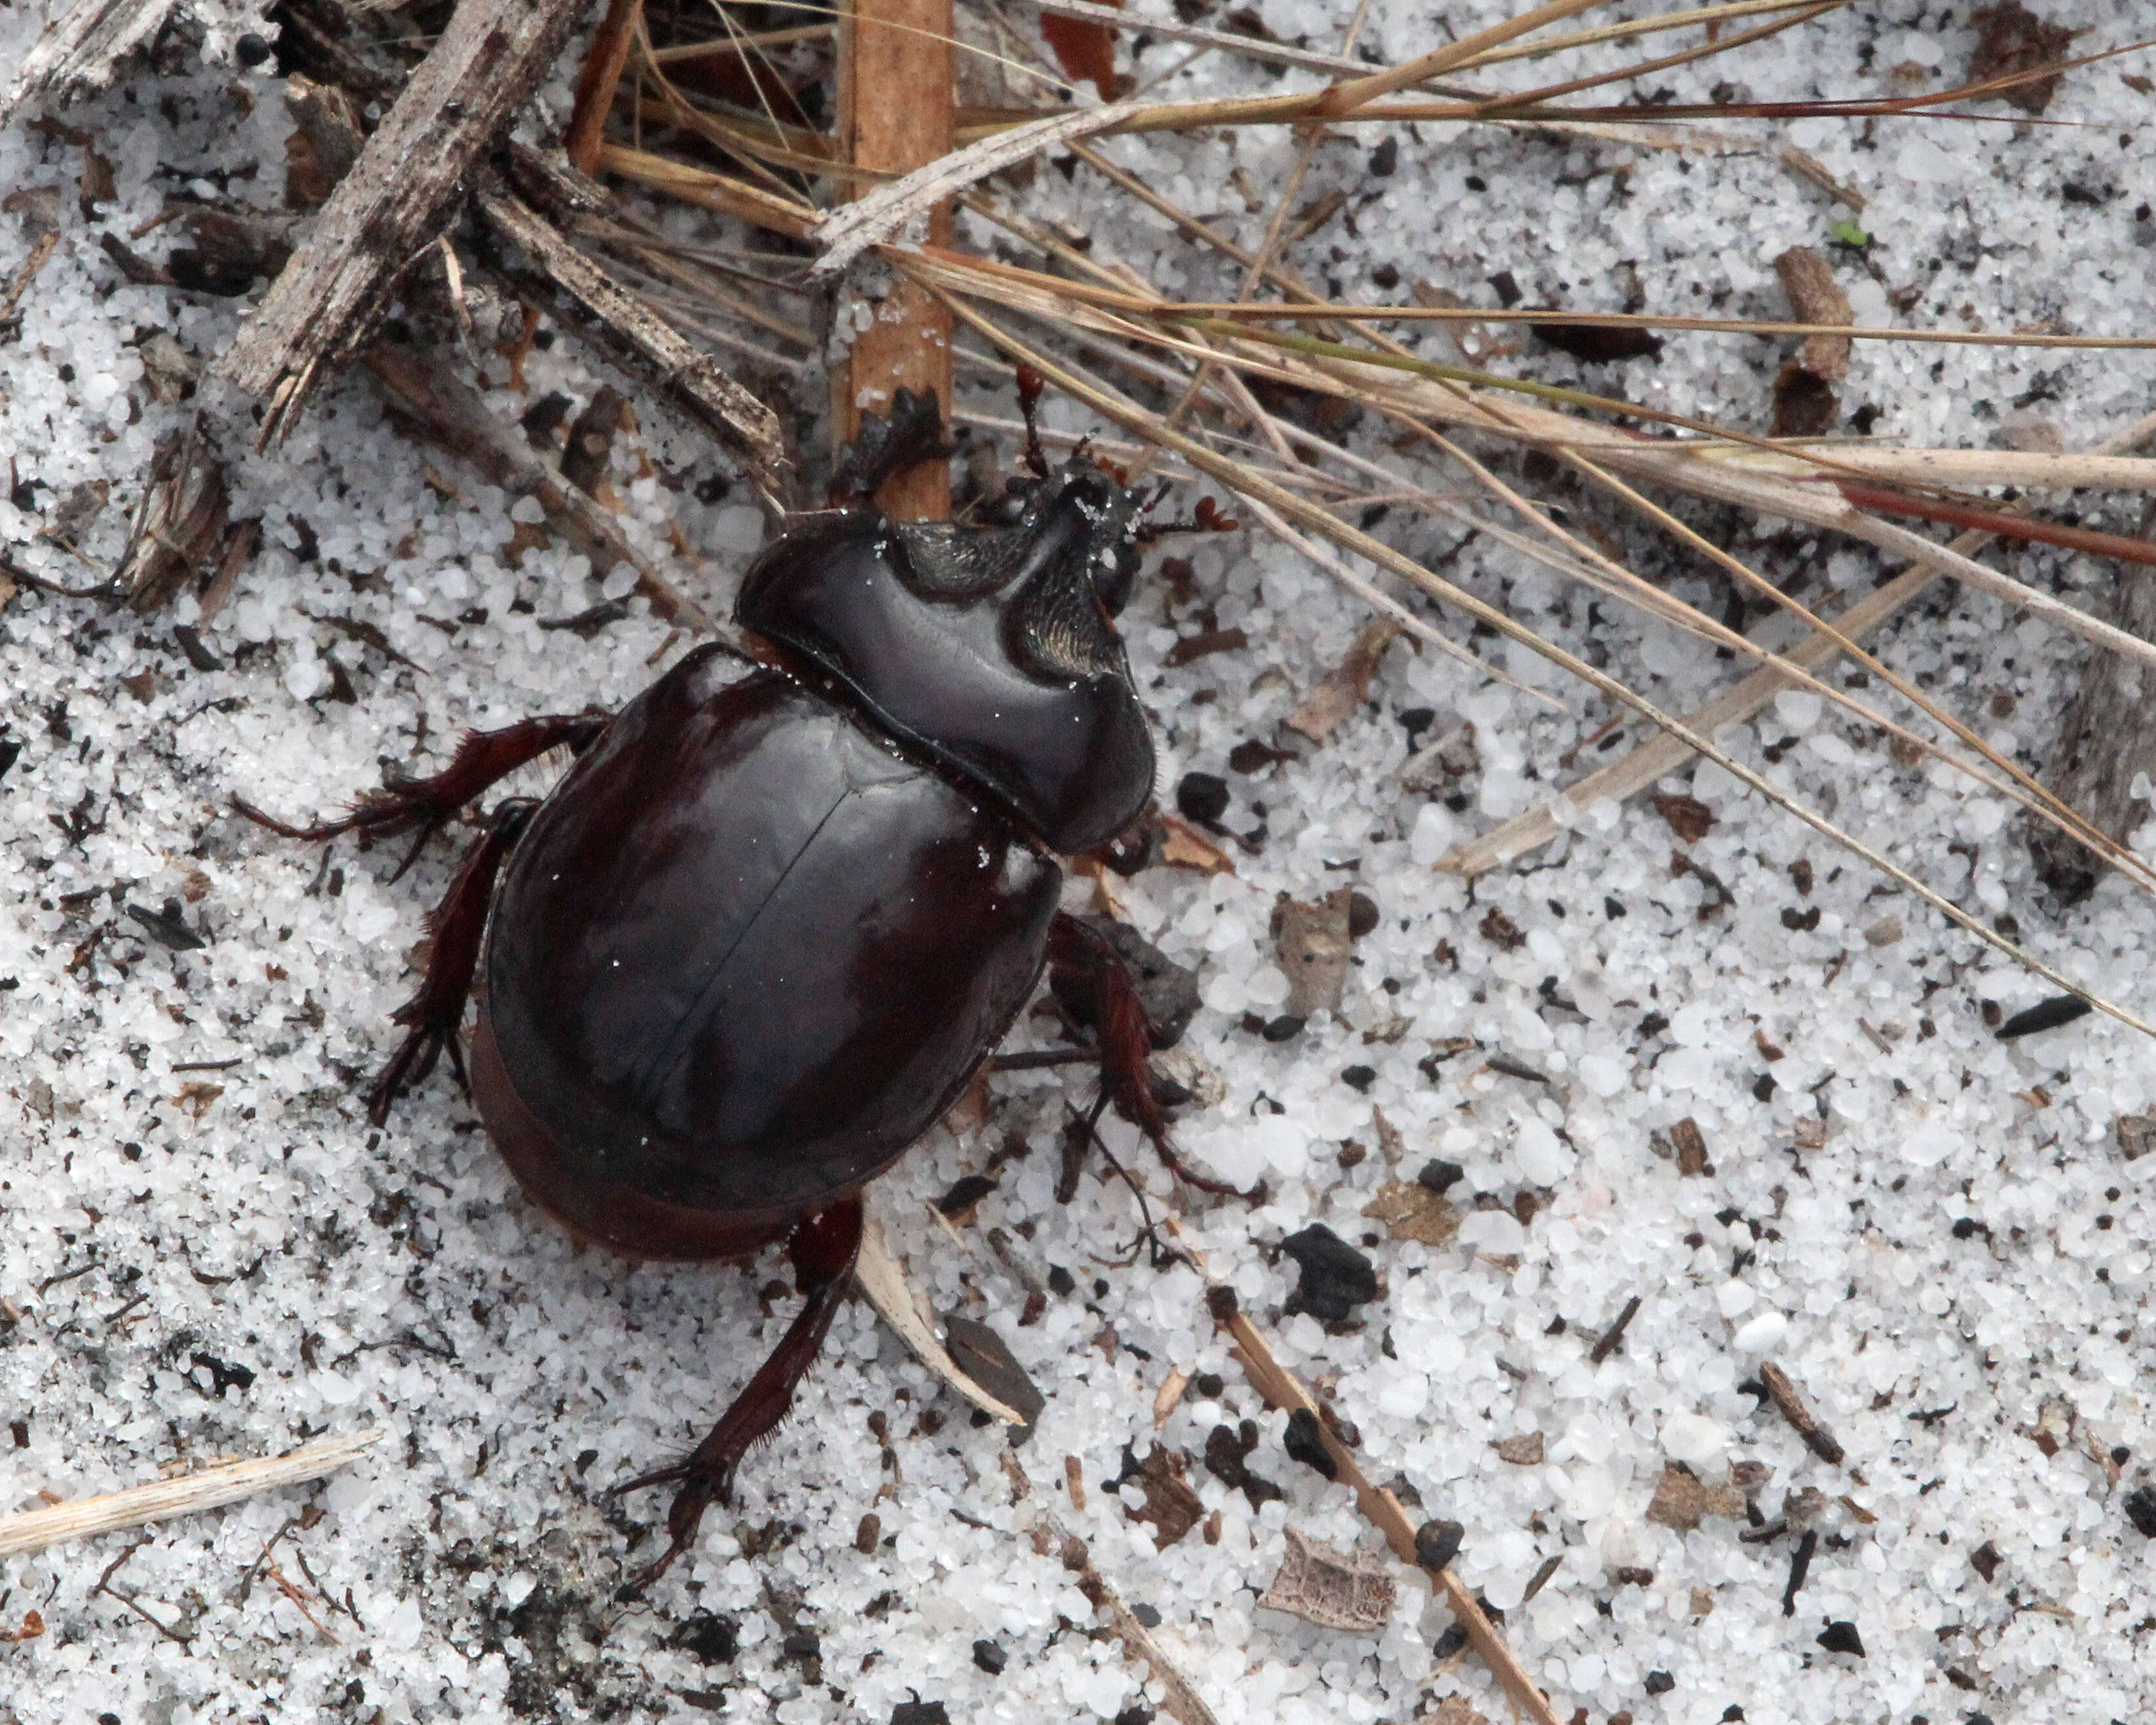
[1816,1620,1865,1656]
[1048,1265,1076,1297]
[1431,1622,1469,1660]
[890,1703,951,1725]
[1347,891,1379,938]
[1130,1603,1161,1627]
[1416,1158,1465,1196]
[782,1630,820,1660]
[1340,1064,1377,1092]
[856,1513,881,1554]
[1114,1709,1155,1725]
[1262,1013,1307,1042]
[670,1612,739,1663]
[1176,770,1230,825]
[1644,1671,1675,1696]
[235,31,272,65]
[1282,1407,1336,1478]
[936,1174,997,1217]
[972,1639,1007,1675]
[1195,1372,1224,1398]
[1413,1518,1464,1573]
[1368,136,1398,176]
[1279,1222,1378,1321]
[1204,1284,1239,1322]
[1950,1217,1982,1239]
[1995,995,2092,1040]
[2124,1487,2156,1537]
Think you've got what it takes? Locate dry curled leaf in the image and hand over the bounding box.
[1286,620,1402,743]
[1773,247,1852,383]
[1362,1180,1461,1247]
[1160,813,1235,874]
[1258,1528,1396,1631]
[1645,1465,1747,1530]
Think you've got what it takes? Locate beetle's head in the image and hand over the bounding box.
[1025,457,1148,618]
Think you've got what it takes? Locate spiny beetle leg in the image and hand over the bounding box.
[1045,912,1253,1200]
[365,800,535,1125]
[235,712,606,879]
[619,1195,865,1582]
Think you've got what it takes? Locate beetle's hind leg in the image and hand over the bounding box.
[828,386,953,506]
[616,1196,865,1583]
[236,712,606,879]
[1044,912,1256,1202]
[363,800,535,1125]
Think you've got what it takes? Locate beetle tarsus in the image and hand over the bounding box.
[828,387,954,506]
[365,801,536,1124]
[236,713,605,876]
[1045,912,1257,1202]
[619,1195,866,1582]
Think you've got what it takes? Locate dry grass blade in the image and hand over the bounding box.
[1444,407,2156,876]
[0,1430,382,1559]
[929,291,2156,1036]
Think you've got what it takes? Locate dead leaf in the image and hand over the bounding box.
[2116,1114,2156,1160]
[1671,1116,1709,1177]
[1122,1445,1204,1549]
[1258,1528,1395,1631]
[1969,3,2077,114]
[1040,1,1125,100]
[1645,1465,1747,1530]
[1272,887,1353,1018]
[852,1217,1025,1426]
[1652,792,1716,845]
[1160,814,1235,874]
[1771,361,1838,439]
[1362,1180,1461,1247]
[116,418,228,613]
[1420,1699,1487,1725]
[1286,620,1401,743]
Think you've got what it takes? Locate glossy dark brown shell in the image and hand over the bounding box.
[737,499,1156,854]
[473,648,1060,1251]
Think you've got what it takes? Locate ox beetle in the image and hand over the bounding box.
[244,388,1239,1576]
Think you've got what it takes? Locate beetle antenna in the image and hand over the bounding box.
[1014,363,1051,479]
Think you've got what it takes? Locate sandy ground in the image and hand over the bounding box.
[3,2,2156,1722]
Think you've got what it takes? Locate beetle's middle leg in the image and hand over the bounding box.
[618,1194,865,1581]
[1044,912,1251,1200]
[236,711,606,878]
[363,799,536,1124]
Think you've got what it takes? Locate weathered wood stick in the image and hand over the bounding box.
[485,148,794,504]
[2028,504,2156,902]
[1,0,177,125]
[363,343,720,637]
[835,0,955,519]
[217,0,589,442]
[0,1430,382,1560]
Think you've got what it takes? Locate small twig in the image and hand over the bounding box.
[1038,1509,1221,1725]
[362,342,720,637]
[1168,1221,1560,1725]
[0,1430,381,1559]
[1781,1527,1818,1616]
[1759,1362,1846,1466]
[1588,1295,1642,1365]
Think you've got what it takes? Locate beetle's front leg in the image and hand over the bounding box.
[1046,912,1254,1200]
[363,799,536,1124]
[828,386,953,506]
[236,712,606,878]
[619,1195,865,1582]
